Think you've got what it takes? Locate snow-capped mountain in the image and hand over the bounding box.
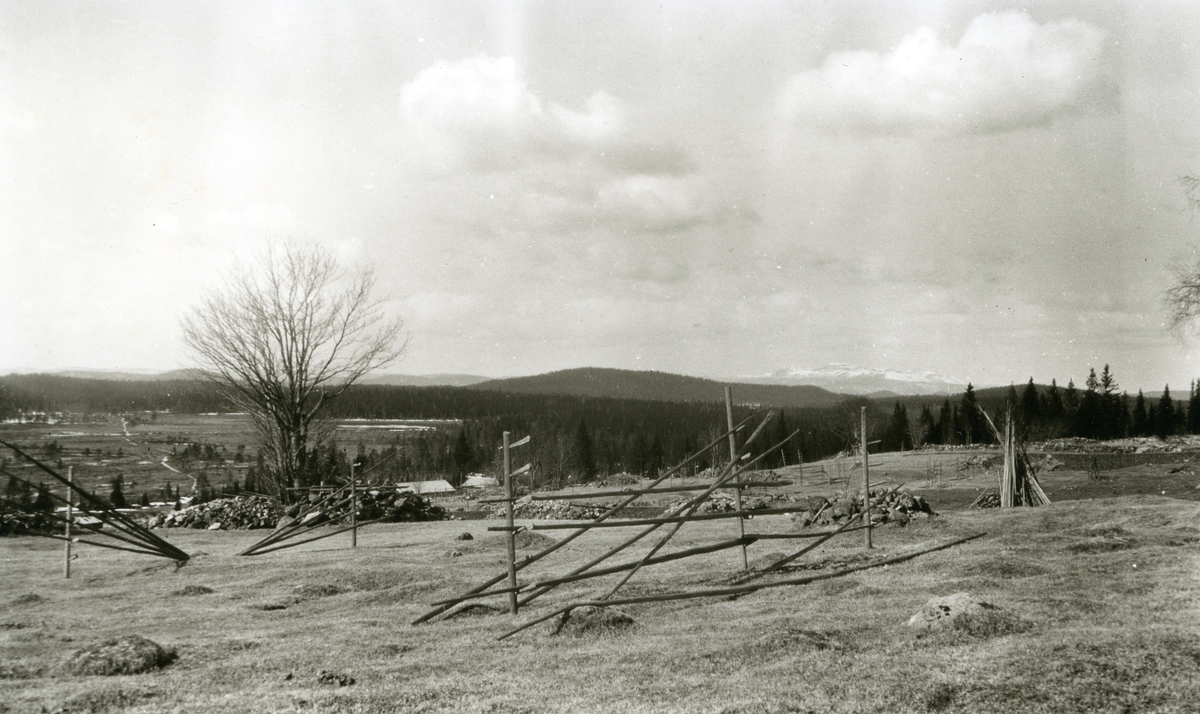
[744,364,968,396]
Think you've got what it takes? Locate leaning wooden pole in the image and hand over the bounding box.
[0,443,188,562]
[516,418,776,609]
[498,532,988,641]
[411,415,760,624]
[517,416,782,607]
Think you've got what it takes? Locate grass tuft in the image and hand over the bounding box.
[61,635,177,676]
[920,682,958,711]
[293,583,347,598]
[551,606,635,637]
[171,584,214,596]
[949,608,1033,639]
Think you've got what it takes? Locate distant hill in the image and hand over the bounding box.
[360,373,491,387]
[470,367,845,408]
[745,363,966,396]
[48,369,204,382]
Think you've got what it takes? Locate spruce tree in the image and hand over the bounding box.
[960,384,980,445]
[1133,390,1148,436]
[32,483,54,513]
[885,402,910,451]
[1157,386,1175,439]
[1021,378,1040,427]
[109,475,128,509]
[1044,379,1065,423]
[915,404,936,448]
[574,420,596,480]
[936,399,953,445]
[1063,379,1080,416]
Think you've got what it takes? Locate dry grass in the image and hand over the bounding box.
[2,493,1199,713]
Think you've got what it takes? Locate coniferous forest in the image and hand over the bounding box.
[3,365,1199,491]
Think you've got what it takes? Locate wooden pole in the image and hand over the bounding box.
[412,415,762,624]
[350,462,357,548]
[861,407,872,549]
[65,466,72,578]
[726,387,748,570]
[503,431,518,615]
[499,532,988,641]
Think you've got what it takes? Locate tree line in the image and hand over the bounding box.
[5,367,1197,494]
[879,365,1200,451]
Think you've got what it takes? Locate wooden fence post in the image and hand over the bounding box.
[65,466,72,579]
[503,432,518,615]
[350,462,357,549]
[725,387,748,570]
[862,407,872,549]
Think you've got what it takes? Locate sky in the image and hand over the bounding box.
[5,0,1200,393]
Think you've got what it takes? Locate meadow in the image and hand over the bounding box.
[3,416,1200,713]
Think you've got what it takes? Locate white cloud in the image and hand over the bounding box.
[398,54,742,239]
[780,11,1114,135]
[399,54,586,172]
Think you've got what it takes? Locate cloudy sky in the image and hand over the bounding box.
[5,0,1200,392]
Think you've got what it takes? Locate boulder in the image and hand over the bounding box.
[907,593,997,630]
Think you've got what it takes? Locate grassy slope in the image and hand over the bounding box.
[3,493,1200,713]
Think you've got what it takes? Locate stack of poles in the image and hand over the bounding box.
[1001,406,1015,508]
[0,440,189,564]
[973,403,1051,509]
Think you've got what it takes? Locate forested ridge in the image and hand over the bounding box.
[5,365,1200,490]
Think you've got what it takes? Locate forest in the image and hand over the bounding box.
[3,365,1200,492]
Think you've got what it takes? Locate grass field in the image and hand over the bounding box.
[3,485,1200,713]
[5,416,1200,712]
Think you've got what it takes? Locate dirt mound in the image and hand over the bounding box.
[551,606,635,636]
[62,635,177,676]
[514,530,557,549]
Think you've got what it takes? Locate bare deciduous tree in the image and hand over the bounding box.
[182,243,405,498]
[1165,176,1200,336]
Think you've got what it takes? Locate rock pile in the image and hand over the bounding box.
[150,496,281,530]
[492,497,608,520]
[791,489,935,528]
[593,473,640,487]
[0,508,57,536]
[279,487,448,528]
[661,492,740,516]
